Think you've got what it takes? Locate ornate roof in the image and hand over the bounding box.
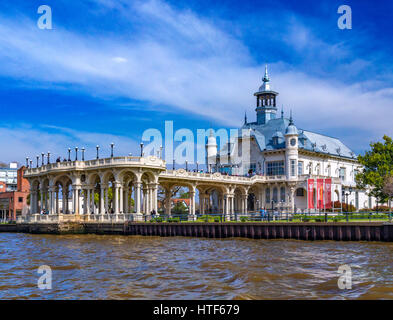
[238,117,356,159]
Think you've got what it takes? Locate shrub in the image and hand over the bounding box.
[214,217,220,223]
[372,205,391,212]
[240,217,248,222]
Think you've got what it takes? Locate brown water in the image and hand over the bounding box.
[0,233,392,299]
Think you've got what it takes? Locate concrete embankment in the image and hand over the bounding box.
[1,222,393,242]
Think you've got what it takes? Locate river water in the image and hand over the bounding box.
[0,233,392,299]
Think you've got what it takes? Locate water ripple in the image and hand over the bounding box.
[0,233,392,299]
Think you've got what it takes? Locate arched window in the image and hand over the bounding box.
[280,187,285,202]
[273,187,278,203]
[265,188,270,203]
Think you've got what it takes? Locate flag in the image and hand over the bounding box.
[308,179,314,209]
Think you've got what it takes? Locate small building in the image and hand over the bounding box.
[0,166,30,221]
[0,162,18,192]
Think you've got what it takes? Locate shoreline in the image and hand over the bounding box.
[1,222,393,242]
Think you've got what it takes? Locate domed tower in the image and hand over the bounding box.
[254,65,279,125]
[285,113,299,180]
[206,129,217,172]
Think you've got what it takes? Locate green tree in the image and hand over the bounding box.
[173,201,188,214]
[356,135,393,203]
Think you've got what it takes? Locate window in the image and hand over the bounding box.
[249,163,256,173]
[339,167,346,181]
[368,196,372,208]
[290,160,296,177]
[354,169,359,182]
[296,188,305,197]
[273,187,278,203]
[355,192,359,209]
[298,162,303,175]
[266,161,285,176]
[265,188,270,203]
[327,165,331,176]
[18,197,23,203]
[280,187,286,202]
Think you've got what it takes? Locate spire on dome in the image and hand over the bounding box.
[281,105,284,119]
[285,110,298,135]
[259,64,271,92]
[244,111,247,125]
[263,65,269,82]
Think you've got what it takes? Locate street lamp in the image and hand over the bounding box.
[140,142,144,157]
[47,152,50,164]
[41,153,45,166]
[26,157,29,168]
[96,145,99,159]
[110,143,114,158]
[81,148,85,161]
[173,159,175,170]
[185,160,188,171]
[29,160,33,168]
[75,147,78,161]
[160,146,163,159]
[68,148,71,161]
[36,155,39,168]
[196,161,199,172]
[342,187,353,222]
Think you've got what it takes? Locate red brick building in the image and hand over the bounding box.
[0,166,30,221]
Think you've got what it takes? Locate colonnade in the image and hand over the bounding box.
[29,180,161,216]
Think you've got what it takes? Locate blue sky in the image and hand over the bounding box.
[0,0,392,164]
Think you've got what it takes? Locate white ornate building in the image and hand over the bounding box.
[21,67,377,223]
[207,66,375,212]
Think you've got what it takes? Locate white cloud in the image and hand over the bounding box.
[0,0,391,155]
[0,125,139,164]
[112,57,127,63]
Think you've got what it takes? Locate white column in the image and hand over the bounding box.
[125,188,129,214]
[191,191,196,215]
[100,186,105,214]
[113,183,119,214]
[135,182,141,214]
[87,188,91,214]
[153,184,158,213]
[103,186,108,213]
[55,188,59,214]
[40,188,44,213]
[62,189,67,214]
[119,185,124,213]
[165,189,171,216]
[48,187,55,215]
[147,187,152,214]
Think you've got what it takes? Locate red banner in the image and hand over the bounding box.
[317,179,324,209]
[324,178,332,209]
[307,179,314,209]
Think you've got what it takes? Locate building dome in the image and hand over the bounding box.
[285,114,298,135]
[285,124,298,135]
